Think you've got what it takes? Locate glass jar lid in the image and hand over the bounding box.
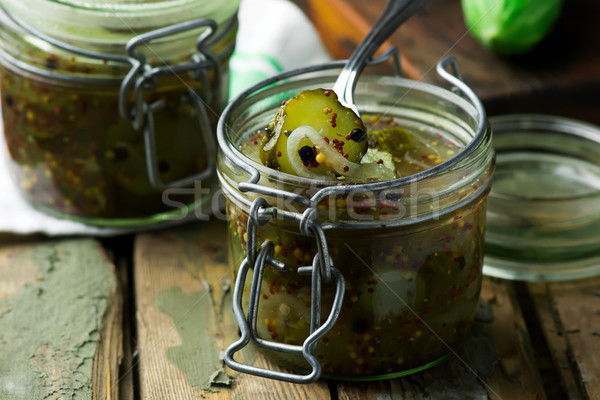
[0,0,240,84]
[1,0,239,39]
[484,114,600,281]
[0,0,240,79]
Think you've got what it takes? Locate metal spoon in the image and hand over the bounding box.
[332,0,428,115]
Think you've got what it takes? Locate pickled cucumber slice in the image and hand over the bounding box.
[260,88,367,176]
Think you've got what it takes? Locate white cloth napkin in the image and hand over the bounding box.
[0,0,330,236]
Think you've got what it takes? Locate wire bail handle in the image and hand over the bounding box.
[119,18,230,190]
[223,197,346,384]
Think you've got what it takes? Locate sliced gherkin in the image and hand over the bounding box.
[259,88,367,176]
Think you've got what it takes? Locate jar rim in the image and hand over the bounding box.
[1,0,240,29]
[47,0,216,12]
[0,2,238,83]
[217,60,489,196]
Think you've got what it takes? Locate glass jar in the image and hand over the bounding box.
[0,0,239,226]
[484,114,600,281]
[217,58,495,382]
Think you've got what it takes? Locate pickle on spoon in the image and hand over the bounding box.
[260,88,368,177]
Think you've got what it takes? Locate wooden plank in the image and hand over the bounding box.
[528,278,600,400]
[133,221,331,399]
[335,278,546,399]
[0,238,122,399]
[480,279,547,400]
[527,282,585,399]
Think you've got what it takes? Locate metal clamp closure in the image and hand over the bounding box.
[224,197,345,383]
[119,19,224,190]
[119,19,221,130]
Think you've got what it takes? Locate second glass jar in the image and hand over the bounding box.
[0,0,240,226]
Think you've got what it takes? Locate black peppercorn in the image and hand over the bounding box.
[349,128,366,142]
[298,145,316,162]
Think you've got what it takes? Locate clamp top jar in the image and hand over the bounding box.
[0,0,239,227]
[217,56,495,382]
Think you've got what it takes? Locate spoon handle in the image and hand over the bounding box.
[332,0,428,112]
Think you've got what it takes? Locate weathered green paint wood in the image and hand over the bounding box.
[133,220,331,399]
[0,238,122,400]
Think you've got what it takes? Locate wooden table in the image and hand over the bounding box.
[1,219,599,399]
[1,0,600,399]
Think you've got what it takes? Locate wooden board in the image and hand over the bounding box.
[528,279,600,400]
[479,279,547,400]
[2,222,598,399]
[0,238,122,399]
[133,221,331,399]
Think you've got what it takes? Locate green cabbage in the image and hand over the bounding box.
[461,0,564,55]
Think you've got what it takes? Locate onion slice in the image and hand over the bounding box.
[287,126,396,181]
[286,126,336,180]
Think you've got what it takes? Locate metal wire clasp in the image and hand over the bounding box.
[223,198,346,383]
[119,19,226,190]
